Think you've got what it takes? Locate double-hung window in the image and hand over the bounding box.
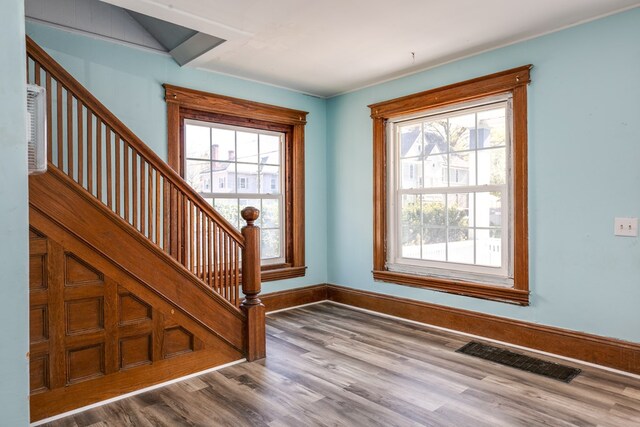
[184,121,286,265]
[389,97,511,282]
[370,66,531,304]
[165,84,307,281]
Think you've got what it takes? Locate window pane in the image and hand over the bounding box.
[401,194,421,259]
[476,191,502,228]
[448,193,471,228]
[185,160,211,193]
[236,163,259,193]
[477,107,506,148]
[212,162,236,193]
[260,164,280,194]
[424,154,447,188]
[424,120,447,154]
[449,151,475,187]
[422,194,446,227]
[400,157,422,189]
[422,227,446,261]
[399,123,422,158]
[211,128,235,161]
[185,125,210,160]
[214,198,239,228]
[448,113,473,152]
[448,228,474,264]
[237,131,259,164]
[477,147,506,185]
[259,134,280,165]
[476,228,501,267]
[261,229,281,259]
[262,198,280,228]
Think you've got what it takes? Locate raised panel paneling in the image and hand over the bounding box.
[119,334,152,369]
[30,228,45,239]
[30,353,50,394]
[66,297,104,335]
[163,326,194,358]
[119,293,152,325]
[30,305,49,343]
[67,344,105,384]
[65,254,104,286]
[29,255,47,290]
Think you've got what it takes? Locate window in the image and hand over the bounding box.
[369,66,531,305]
[184,121,286,265]
[165,84,307,281]
[239,177,247,189]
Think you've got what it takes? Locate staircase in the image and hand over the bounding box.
[26,37,265,422]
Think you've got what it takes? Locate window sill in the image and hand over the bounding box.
[372,270,529,305]
[262,265,307,282]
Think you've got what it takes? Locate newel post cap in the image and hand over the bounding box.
[241,207,260,226]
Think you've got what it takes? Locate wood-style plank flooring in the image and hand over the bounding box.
[44,303,640,427]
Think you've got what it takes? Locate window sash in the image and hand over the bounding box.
[183,119,286,265]
[386,96,514,284]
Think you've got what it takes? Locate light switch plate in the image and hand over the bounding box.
[614,217,638,237]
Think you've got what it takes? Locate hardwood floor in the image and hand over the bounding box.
[43,303,640,427]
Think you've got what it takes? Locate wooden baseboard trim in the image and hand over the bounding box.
[261,284,328,312]
[260,283,640,375]
[325,285,640,375]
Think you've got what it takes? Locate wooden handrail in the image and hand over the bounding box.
[25,36,255,309]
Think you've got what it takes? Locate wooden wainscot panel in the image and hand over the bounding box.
[65,297,104,335]
[30,228,45,239]
[67,344,105,384]
[119,291,152,325]
[29,254,47,290]
[30,353,50,394]
[65,253,104,286]
[119,334,152,369]
[163,326,194,359]
[29,305,49,343]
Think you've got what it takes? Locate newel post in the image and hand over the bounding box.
[240,207,266,361]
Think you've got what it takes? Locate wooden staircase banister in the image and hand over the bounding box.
[25,36,242,244]
[25,36,267,314]
[25,36,267,421]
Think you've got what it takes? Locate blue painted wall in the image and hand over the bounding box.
[26,22,328,294]
[24,8,640,352]
[0,0,30,424]
[327,9,640,343]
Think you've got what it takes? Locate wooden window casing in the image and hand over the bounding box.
[369,66,531,305]
[165,84,307,281]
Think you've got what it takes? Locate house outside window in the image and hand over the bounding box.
[369,66,531,305]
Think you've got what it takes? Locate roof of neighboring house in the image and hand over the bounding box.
[400,127,448,158]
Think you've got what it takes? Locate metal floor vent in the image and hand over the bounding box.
[457,341,581,383]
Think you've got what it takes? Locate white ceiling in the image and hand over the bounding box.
[102,0,640,97]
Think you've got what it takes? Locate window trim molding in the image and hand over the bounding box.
[164,84,307,282]
[368,65,531,305]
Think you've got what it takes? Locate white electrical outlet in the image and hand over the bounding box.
[614,217,638,237]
